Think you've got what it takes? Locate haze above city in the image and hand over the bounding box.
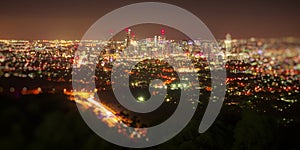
[0,0,299,40]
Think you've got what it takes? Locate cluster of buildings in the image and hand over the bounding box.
[0,31,299,126]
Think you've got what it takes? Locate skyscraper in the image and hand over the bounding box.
[224,33,232,52]
[125,28,131,47]
[224,33,232,59]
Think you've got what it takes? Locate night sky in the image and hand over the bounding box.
[0,0,299,40]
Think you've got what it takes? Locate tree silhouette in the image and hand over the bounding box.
[232,110,278,150]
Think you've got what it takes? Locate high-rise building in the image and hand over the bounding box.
[224,33,232,52]
[161,29,166,41]
[125,28,131,47]
[224,33,232,60]
[154,35,158,47]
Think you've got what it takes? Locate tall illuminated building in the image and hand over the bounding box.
[125,28,131,47]
[225,33,232,51]
[224,33,232,59]
[161,29,166,42]
[154,35,158,47]
[131,32,135,41]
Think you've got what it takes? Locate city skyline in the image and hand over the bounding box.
[0,1,299,149]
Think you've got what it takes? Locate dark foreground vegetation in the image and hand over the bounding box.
[0,94,299,150]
